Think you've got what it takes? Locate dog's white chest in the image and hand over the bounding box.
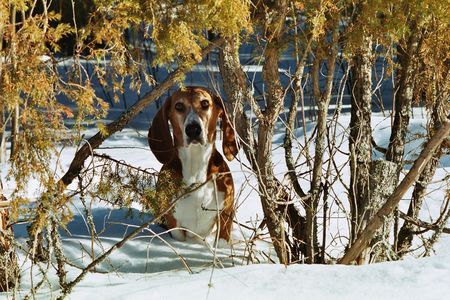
[173,181,224,239]
[171,144,224,240]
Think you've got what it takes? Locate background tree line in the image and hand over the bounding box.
[0,0,449,295]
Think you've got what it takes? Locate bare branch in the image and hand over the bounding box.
[398,211,450,235]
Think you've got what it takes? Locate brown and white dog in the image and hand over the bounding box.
[148,86,239,242]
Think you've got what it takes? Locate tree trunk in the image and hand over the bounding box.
[283,12,311,202]
[396,157,439,256]
[385,27,420,174]
[348,37,373,263]
[218,22,307,263]
[0,107,6,163]
[307,27,339,263]
[0,7,19,288]
[0,196,19,292]
[372,25,420,261]
[364,160,397,262]
[256,1,291,263]
[396,74,448,256]
[9,5,18,160]
[339,119,450,264]
[10,105,19,159]
[216,37,257,168]
[0,22,5,163]
[256,120,289,264]
[219,38,286,260]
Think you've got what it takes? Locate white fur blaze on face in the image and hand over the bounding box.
[183,108,208,146]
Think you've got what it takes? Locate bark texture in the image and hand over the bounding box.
[0,107,5,163]
[396,75,448,256]
[349,37,373,243]
[307,27,339,263]
[218,3,307,263]
[386,27,420,174]
[364,160,397,262]
[255,0,291,264]
[0,197,19,291]
[339,119,450,264]
[348,37,377,264]
[9,105,19,159]
[396,157,439,256]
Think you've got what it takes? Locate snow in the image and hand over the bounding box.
[65,254,450,300]
[1,110,449,299]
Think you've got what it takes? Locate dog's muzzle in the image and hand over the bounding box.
[185,122,203,144]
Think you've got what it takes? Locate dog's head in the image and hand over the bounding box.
[148,86,239,164]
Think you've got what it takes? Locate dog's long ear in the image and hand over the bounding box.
[214,96,239,161]
[148,97,175,164]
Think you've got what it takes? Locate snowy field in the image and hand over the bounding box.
[1,110,449,299]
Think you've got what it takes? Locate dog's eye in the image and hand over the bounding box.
[200,100,209,109]
[175,103,185,112]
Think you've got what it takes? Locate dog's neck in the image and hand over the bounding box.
[177,143,213,185]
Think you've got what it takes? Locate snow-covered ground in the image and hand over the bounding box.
[55,253,450,300]
[1,110,449,299]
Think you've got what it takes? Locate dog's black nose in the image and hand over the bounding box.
[185,122,202,139]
